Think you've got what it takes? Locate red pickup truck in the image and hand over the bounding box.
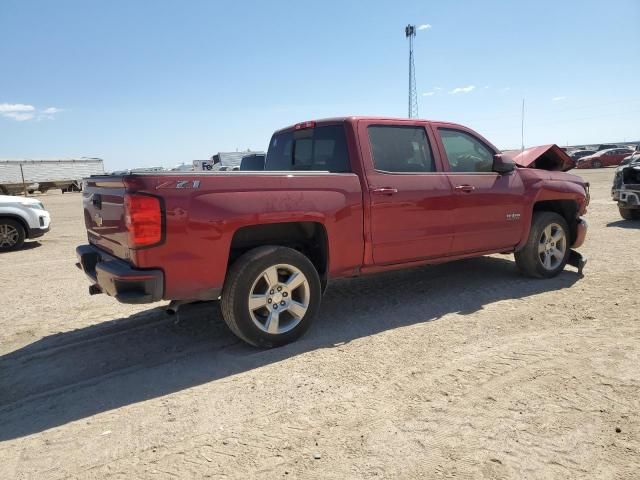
[77,117,588,347]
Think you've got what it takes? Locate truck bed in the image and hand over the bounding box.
[82,171,365,300]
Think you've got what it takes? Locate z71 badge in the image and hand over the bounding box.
[506,213,521,221]
[156,180,200,190]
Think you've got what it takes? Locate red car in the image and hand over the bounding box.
[576,148,634,169]
[77,117,589,347]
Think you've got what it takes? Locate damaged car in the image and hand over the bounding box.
[612,156,640,220]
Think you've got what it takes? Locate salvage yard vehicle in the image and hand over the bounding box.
[570,149,596,161]
[576,147,635,169]
[612,156,640,220]
[76,117,589,347]
[0,195,51,251]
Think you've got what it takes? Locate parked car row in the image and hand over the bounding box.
[565,142,639,170]
[575,147,637,169]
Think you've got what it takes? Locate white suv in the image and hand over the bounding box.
[0,195,51,251]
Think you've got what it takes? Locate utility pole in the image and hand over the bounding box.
[521,98,525,151]
[19,163,27,197]
[406,25,418,118]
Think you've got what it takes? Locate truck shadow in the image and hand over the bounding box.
[0,256,580,441]
[606,219,639,229]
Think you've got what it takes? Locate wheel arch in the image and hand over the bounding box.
[532,200,579,243]
[228,222,329,289]
[516,198,580,251]
[0,214,30,238]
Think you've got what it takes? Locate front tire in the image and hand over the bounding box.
[592,160,602,168]
[0,219,26,252]
[515,212,570,278]
[619,206,640,220]
[221,246,322,348]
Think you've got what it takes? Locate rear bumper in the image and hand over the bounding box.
[572,218,588,249]
[76,244,163,304]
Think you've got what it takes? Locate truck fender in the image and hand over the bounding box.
[515,183,582,251]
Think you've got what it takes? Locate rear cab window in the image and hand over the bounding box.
[265,124,351,172]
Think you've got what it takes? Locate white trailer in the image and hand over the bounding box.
[0,158,104,194]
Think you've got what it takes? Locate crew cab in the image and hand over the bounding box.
[76,117,589,347]
[0,195,51,251]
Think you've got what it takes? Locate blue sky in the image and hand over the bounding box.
[1,0,639,170]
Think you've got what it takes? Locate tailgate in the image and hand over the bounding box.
[82,176,131,260]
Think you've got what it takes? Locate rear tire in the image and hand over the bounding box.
[515,212,570,278]
[221,246,322,348]
[619,206,640,220]
[0,218,26,252]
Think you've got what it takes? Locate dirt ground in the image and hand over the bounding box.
[0,169,638,479]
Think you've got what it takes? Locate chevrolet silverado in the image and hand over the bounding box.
[77,117,588,347]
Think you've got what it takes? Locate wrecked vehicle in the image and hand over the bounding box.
[612,156,640,220]
[76,117,589,348]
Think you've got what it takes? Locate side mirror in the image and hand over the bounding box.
[493,154,516,174]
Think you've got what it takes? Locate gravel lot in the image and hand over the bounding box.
[0,169,638,479]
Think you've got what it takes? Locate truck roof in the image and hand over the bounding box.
[272,116,468,135]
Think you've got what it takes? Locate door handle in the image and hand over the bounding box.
[372,187,398,195]
[454,184,475,193]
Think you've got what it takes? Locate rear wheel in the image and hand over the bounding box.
[221,246,321,348]
[0,219,26,251]
[515,212,570,278]
[592,160,602,168]
[619,206,640,220]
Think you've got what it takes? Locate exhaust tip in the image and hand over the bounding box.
[165,300,194,315]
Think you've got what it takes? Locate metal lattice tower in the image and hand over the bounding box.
[405,24,418,118]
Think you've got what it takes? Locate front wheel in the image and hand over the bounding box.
[0,219,26,252]
[221,246,321,348]
[592,160,602,168]
[619,206,640,220]
[515,212,570,278]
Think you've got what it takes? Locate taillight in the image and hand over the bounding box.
[124,194,163,248]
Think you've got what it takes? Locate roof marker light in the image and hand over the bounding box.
[294,121,316,130]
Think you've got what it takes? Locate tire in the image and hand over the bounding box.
[221,246,322,348]
[0,218,26,252]
[592,160,602,168]
[515,212,570,278]
[619,206,640,220]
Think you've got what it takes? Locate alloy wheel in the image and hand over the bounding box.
[247,264,310,335]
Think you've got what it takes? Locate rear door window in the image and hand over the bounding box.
[265,125,350,172]
[367,125,435,172]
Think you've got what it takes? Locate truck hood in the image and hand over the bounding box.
[502,144,575,172]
